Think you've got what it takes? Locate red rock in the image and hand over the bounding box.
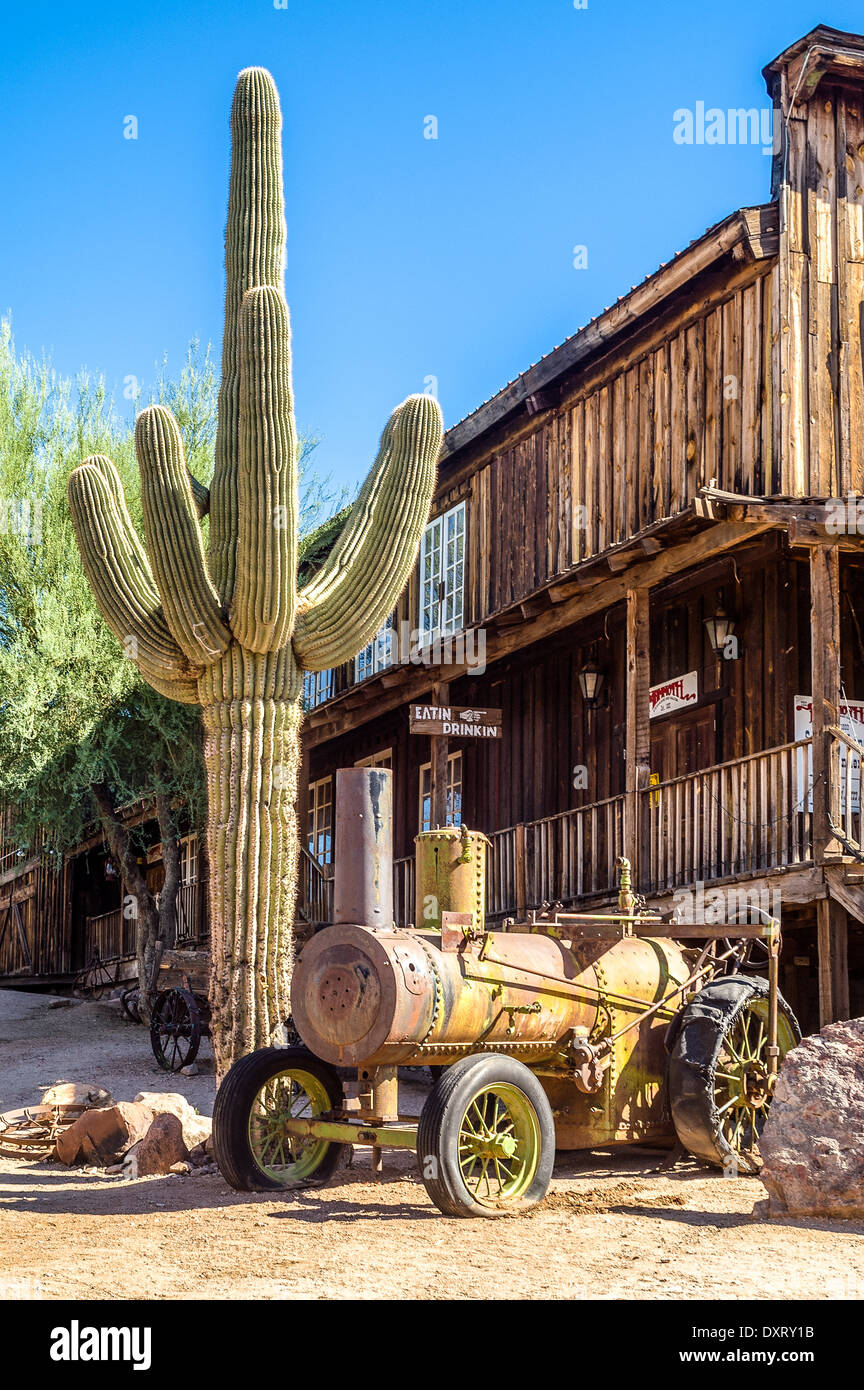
[759,1018,864,1218]
[124,1113,188,1177]
[54,1102,155,1166]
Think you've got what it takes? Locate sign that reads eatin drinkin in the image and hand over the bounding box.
[409,704,503,739]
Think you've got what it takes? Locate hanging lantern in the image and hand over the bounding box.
[704,605,736,658]
[577,662,605,710]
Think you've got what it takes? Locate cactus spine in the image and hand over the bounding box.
[67,68,442,1075]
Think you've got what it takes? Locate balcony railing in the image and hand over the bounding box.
[84,908,135,962]
[639,739,813,894]
[296,740,823,927]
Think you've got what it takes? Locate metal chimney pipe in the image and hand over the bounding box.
[333,767,394,927]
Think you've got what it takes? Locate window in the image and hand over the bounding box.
[354,749,393,770]
[355,613,395,683]
[307,776,333,865]
[419,751,463,832]
[303,668,334,709]
[419,502,465,642]
[179,835,198,886]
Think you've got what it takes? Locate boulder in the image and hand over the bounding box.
[41,1081,114,1110]
[55,1102,155,1166]
[758,1017,864,1218]
[132,1091,211,1150]
[123,1113,187,1177]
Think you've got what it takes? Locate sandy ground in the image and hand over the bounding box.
[1,987,863,1301]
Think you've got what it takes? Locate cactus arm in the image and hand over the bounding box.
[135,405,232,667]
[210,66,286,602]
[293,393,442,672]
[67,459,201,702]
[188,472,210,519]
[230,286,297,653]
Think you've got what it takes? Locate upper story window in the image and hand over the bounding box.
[354,749,393,770]
[419,502,465,642]
[179,835,198,887]
[303,668,334,710]
[355,613,395,684]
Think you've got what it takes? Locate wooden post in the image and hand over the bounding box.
[817,897,850,1026]
[809,545,842,861]
[624,589,651,885]
[429,681,450,829]
[514,822,527,920]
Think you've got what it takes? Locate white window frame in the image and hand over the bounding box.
[418,502,466,643]
[179,835,198,887]
[419,751,463,832]
[303,668,334,709]
[355,612,395,683]
[307,776,333,865]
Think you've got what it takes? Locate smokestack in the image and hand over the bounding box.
[333,767,394,928]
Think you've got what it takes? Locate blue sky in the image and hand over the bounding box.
[2,1,861,494]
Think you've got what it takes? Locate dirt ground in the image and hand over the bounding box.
[1,988,862,1301]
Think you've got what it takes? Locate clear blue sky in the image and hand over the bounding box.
[2,1,860,491]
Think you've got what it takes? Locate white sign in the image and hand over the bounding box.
[649,670,699,719]
[793,695,864,813]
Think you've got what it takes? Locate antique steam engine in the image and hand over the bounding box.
[213,769,800,1217]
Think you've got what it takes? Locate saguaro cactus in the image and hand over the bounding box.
[68,69,442,1074]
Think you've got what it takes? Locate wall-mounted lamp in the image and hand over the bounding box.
[704,604,737,659]
[577,662,605,710]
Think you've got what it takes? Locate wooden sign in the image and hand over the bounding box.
[410,704,503,739]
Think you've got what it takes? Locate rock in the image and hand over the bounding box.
[169,1161,191,1175]
[47,999,75,1010]
[187,1142,209,1167]
[105,1163,124,1175]
[758,1018,864,1218]
[132,1091,211,1150]
[41,1081,114,1110]
[54,1102,155,1166]
[180,1063,198,1077]
[123,1113,187,1177]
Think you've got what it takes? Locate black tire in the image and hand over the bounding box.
[120,987,141,1024]
[212,1046,344,1192]
[417,1053,555,1218]
[149,987,201,1072]
[667,976,801,1174]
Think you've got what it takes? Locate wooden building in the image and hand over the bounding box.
[5,26,864,1035]
[299,26,864,1035]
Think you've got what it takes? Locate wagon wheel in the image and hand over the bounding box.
[722,934,773,974]
[212,1047,344,1191]
[150,987,202,1072]
[74,954,115,1000]
[668,976,800,1175]
[417,1053,555,1218]
[120,987,141,1024]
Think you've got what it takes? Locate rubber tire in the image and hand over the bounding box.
[212,1046,344,1192]
[667,975,801,1173]
[417,1053,555,1218]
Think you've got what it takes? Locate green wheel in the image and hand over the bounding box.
[212,1046,344,1191]
[417,1053,555,1218]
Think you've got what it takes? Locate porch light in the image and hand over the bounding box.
[704,605,736,658]
[577,662,605,710]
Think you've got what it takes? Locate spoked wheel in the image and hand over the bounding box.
[212,1047,344,1192]
[120,987,141,1024]
[149,987,202,1072]
[668,976,800,1174]
[722,935,773,974]
[417,1053,555,1217]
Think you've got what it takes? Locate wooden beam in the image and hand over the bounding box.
[623,590,651,885]
[810,545,843,861]
[429,682,450,830]
[817,895,850,1025]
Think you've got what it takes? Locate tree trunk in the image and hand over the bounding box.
[199,649,303,1078]
[155,791,181,950]
[91,782,160,1023]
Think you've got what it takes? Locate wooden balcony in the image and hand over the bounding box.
[299,740,823,926]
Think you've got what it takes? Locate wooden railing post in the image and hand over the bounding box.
[514,822,526,919]
[810,545,843,861]
[624,589,651,887]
